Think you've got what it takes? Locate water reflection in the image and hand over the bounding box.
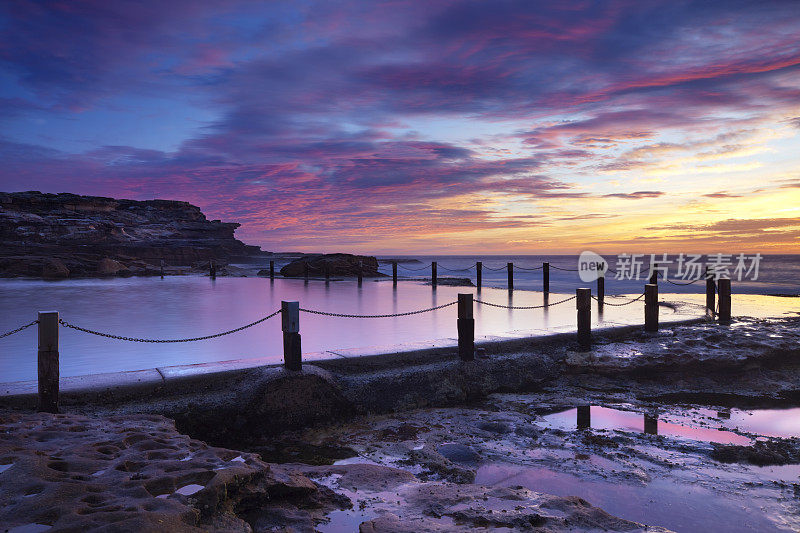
[545,405,750,445]
[0,276,796,382]
[644,414,658,435]
[577,405,591,429]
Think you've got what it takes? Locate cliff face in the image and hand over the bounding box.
[0,192,261,278]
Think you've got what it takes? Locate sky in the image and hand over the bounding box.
[1,0,799,254]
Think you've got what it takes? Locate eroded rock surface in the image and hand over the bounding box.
[0,412,348,531]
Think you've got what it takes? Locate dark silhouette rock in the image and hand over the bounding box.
[279,253,384,277]
[0,191,262,278]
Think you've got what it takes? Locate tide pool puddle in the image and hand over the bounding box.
[692,407,800,439]
[475,463,785,533]
[541,406,751,445]
[316,509,377,532]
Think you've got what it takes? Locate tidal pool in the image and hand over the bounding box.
[1,275,798,382]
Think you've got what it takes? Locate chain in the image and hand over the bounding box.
[481,264,509,271]
[58,310,281,343]
[0,320,38,339]
[592,293,646,306]
[396,263,432,272]
[549,265,579,272]
[475,294,577,309]
[437,263,476,273]
[515,265,544,271]
[300,301,457,318]
[661,277,704,286]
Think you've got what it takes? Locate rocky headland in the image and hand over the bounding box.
[0,192,263,279]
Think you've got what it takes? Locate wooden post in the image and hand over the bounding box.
[37,311,59,413]
[718,278,731,323]
[160,259,164,278]
[597,274,605,306]
[209,260,216,278]
[543,262,550,294]
[281,301,301,371]
[457,293,475,361]
[644,283,658,332]
[304,262,309,281]
[476,261,482,288]
[577,405,591,429]
[576,288,591,351]
[269,260,275,280]
[649,263,658,285]
[507,262,514,291]
[392,262,398,286]
[357,260,363,285]
[325,263,330,282]
[705,267,715,316]
[431,261,437,287]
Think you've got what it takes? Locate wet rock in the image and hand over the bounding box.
[407,446,476,483]
[476,420,513,434]
[279,253,383,277]
[0,412,348,531]
[711,439,800,466]
[436,443,481,466]
[395,484,671,532]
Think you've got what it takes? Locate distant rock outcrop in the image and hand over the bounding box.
[279,253,384,277]
[0,191,262,278]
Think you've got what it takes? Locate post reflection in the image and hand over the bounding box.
[542,292,550,330]
[577,405,591,429]
[644,414,658,435]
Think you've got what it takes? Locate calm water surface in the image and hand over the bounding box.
[0,271,798,382]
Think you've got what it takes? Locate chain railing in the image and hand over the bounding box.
[591,292,646,306]
[299,301,457,318]
[436,263,477,273]
[396,263,431,272]
[58,310,282,343]
[0,320,38,339]
[476,294,577,309]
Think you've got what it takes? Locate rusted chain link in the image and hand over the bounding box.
[300,301,457,318]
[592,293,646,306]
[58,310,281,343]
[0,320,38,339]
[475,295,577,309]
